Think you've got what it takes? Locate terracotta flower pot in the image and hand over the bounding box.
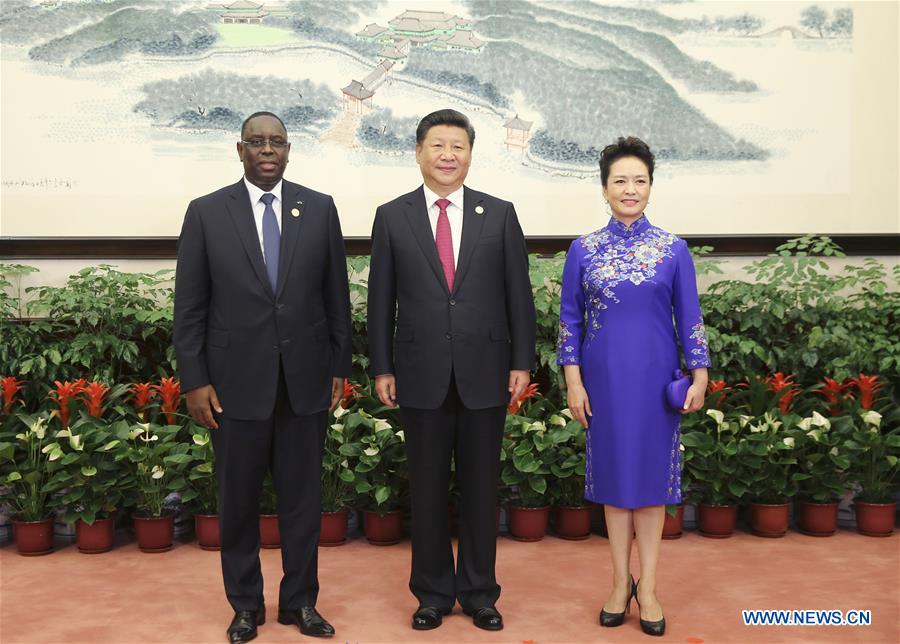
[194,514,220,550]
[364,510,403,545]
[12,517,54,556]
[798,500,839,537]
[133,514,174,552]
[553,505,592,540]
[507,505,549,542]
[750,502,790,537]
[259,514,280,548]
[662,505,685,540]
[76,517,115,553]
[853,501,896,537]
[698,504,737,538]
[319,510,349,546]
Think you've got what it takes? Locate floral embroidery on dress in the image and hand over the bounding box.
[557,321,578,364]
[687,319,710,368]
[577,218,678,341]
[665,429,682,504]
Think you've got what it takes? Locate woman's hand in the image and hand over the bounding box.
[567,382,593,429]
[681,382,706,414]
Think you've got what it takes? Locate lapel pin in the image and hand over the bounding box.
[291,208,301,218]
[475,205,485,215]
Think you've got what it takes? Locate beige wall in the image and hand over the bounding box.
[6,255,897,319]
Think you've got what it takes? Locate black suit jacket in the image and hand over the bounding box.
[367,186,536,410]
[174,179,352,420]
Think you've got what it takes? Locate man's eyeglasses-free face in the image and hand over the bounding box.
[241,138,290,150]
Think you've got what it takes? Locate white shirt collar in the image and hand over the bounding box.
[423,184,464,210]
[244,177,283,206]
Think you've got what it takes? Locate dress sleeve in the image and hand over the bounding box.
[673,240,712,369]
[557,239,585,366]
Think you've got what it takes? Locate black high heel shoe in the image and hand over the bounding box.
[634,579,666,636]
[599,574,635,627]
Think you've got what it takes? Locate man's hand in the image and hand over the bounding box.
[330,377,344,412]
[375,374,397,408]
[508,369,530,406]
[186,384,222,430]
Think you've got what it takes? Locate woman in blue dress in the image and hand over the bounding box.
[557,137,711,636]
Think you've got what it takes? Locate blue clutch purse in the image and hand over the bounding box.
[666,370,692,410]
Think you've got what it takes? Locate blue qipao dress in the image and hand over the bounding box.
[557,216,711,509]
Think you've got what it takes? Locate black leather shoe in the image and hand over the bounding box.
[600,574,635,627]
[464,606,504,631]
[412,606,451,630]
[227,607,265,644]
[634,579,666,636]
[277,606,335,638]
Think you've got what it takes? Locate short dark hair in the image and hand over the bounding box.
[415,109,475,147]
[599,136,655,186]
[241,111,287,139]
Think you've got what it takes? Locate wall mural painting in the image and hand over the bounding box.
[0,0,858,237]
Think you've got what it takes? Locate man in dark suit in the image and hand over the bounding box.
[174,112,351,643]
[367,109,536,632]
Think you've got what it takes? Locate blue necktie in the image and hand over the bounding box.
[260,193,279,291]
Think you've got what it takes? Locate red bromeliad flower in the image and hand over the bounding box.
[764,372,799,413]
[153,377,181,425]
[848,373,882,410]
[1,376,25,415]
[131,382,155,422]
[707,380,730,408]
[508,383,540,415]
[81,381,110,418]
[818,377,852,415]
[49,379,86,429]
[340,380,361,409]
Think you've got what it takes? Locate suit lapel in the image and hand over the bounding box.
[276,181,305,300]
[226,180,274,299]
[402,187,448,294]
[452,187,486,295]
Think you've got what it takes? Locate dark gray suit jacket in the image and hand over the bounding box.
[173,179,352,420]
[367,186,536,410]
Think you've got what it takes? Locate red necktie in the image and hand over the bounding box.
[434,198,455,292]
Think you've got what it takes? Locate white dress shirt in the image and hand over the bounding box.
[422,184,463,269]
[244,177,283,263]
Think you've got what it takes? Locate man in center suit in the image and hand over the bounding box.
[367,109,537,632]
[174,112,351,643]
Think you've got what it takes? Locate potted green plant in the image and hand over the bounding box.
[844,408,900,536]
[502,415,554,541]
[116,421,191,552]
[319,406,360,546]
[681,409,751,538]
[52,415,127,553]
[546,413,590,540]
[791,411,851,536]
[742,411,800,537]
[345,410,407,545]
[180,427,219,550]
[0,413,65,555]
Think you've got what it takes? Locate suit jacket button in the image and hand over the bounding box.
[272,345,279,350]
[275,304,284,310]
[449,299,456,306]
[445,333,452,340]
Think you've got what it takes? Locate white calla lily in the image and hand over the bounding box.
[860,410,882,428]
